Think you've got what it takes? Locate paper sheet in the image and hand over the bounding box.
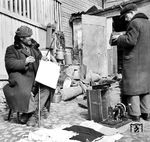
[35,60,60,89]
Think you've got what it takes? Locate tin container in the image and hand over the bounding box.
[56,49,64,60]
[52,93,62,103]
[64,48,72,65]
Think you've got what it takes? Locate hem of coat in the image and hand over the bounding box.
[122,91,150,96]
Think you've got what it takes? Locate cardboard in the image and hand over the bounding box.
[35,60,60,89]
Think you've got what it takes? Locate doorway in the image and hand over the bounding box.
[112,15,128,73]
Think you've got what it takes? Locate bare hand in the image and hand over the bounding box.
[25,56,35,64]
[111,34,120,40]
[41,55,49,61]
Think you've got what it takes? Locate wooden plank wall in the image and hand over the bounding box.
[0,0,49,78]
[1,0,54,26]
[0,0,101,78]
[105,0,128,8]
[0,14,46,78]
[61,0,101,47]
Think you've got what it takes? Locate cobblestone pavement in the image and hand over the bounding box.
[0,98,150,142]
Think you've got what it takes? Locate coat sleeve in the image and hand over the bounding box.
[117,20,140,48]
[5,46,28,72]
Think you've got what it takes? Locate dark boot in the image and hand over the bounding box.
[20,113,32,124]
[26,111,38,127]
[141,113,150,121]
[129,115,140,122]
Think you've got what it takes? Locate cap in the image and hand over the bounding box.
[120,3,137,18]
[15,26,33,37]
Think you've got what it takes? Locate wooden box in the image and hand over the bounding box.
[87,87,110,122]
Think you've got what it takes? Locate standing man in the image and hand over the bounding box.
[3,26,51,126]
[112,3,150,121]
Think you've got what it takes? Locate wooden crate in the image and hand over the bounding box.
[87,87,110,123]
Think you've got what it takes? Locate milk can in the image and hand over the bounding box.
[65,64,81,80]
[72,65,80,80]
[64,48,72,65]
[56,48,64,60]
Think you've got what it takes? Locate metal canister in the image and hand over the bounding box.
[72,65,80,80]
[56,48,64,60]
[52,92,62,103]
[64,48,72,65]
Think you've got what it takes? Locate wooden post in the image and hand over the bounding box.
[26,0,30,18]
[14,0,18,13]
[23,0,26,17]
[18,0,22,15]
[38,84,41,127]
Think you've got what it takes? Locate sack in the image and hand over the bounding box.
[35,60,60,89]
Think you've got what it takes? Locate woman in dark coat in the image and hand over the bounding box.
[3,26,50,126]
[112,4,150,121]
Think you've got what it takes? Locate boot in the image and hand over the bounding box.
[129,115,140,122]
[20,113,32,124]
[26,111,38,127]
[141,113,150,121]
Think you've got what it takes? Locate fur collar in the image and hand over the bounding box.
[131,13,148,21]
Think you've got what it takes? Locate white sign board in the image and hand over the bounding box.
[35,60,60,89]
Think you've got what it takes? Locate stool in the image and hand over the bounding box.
[7,109,20,123]
[7,88,55,125]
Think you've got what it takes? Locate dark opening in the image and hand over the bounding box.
[112,16,128,73]
[112,16,128,32]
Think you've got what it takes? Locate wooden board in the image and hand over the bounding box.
[82,14,108,76]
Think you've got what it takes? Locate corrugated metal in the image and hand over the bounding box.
[61,0,101,47]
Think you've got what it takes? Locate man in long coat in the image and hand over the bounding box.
[112,3,150,121]
[3,26,50,126]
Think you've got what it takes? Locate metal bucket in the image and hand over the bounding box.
[52,93,62,103]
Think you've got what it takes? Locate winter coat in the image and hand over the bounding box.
[3,43,42,112]
[117,13,150,95]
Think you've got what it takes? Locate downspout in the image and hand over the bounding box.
[102,0,105,9]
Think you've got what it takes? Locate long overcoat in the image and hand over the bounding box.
[3,43,42,112]
[117,13,150,96]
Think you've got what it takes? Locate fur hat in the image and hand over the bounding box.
[120,3,137,18]
[15,26,33,37]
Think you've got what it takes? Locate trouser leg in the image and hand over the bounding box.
[27,85,50,113]
[34,85,50,111]
[127,95,141,116]
[27,93,36,113]
[140,93,150,114]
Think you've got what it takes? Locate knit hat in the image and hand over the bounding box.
[15,26,33,37]
[120,3,137,18]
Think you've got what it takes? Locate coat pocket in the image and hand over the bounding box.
[124,54,134,60]
[9,79,17,87]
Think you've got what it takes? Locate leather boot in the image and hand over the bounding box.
[20,113,33,124]
[141,113,150,121]
[26,111,38,127]
[129,115,140,122]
